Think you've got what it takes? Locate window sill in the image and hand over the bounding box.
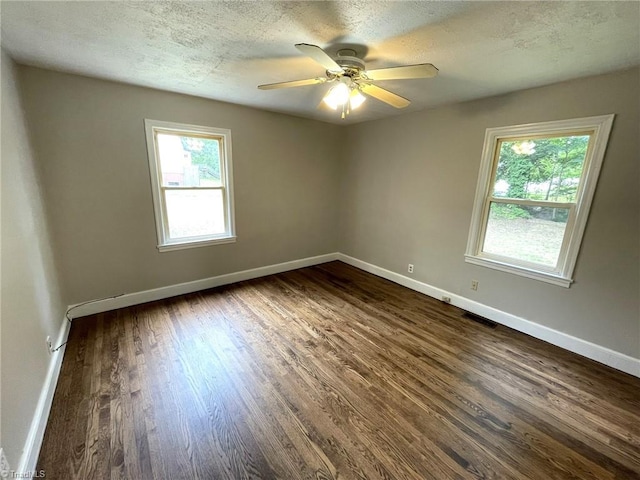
[158,236,237,252]
[464,255,572,288]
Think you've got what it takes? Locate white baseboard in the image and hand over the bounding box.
[17,315,71,475]
[68,252,340,318]
[338,254,640,378]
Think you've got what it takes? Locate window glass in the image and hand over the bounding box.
[483,203,569,267]
[157,133,222,187]
[493,135,590,202]
[165,189,226,239]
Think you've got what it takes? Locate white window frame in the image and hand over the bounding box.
[465,114,614,287]
[144,119,236,252]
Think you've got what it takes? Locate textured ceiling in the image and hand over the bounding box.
[1,1,639,124]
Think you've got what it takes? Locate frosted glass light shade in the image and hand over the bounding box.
[323,82,350,110]
[349,89,366,109]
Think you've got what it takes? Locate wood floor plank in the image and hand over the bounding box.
[38,261,640,479]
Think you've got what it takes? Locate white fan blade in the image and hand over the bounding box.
[364,63,438,81]
[359,84,410,108]
[295,43,342,73]
[258,77,327,90]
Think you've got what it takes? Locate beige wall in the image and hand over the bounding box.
[341,68,640,359]
[18,67,343,305]
[1,52,66,468]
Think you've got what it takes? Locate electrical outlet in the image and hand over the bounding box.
[46,336,53,354]
[471,280,479,291]
[0,448,10,479]
[441,296,451,304]
[408,264,414,274]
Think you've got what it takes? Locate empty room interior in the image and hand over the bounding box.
[1,2,639,479]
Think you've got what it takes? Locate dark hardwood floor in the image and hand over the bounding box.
[38,261,640,479]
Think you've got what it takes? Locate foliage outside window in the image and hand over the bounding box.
[465,115,614,287]
[145,119,236,251]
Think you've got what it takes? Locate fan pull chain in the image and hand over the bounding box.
[342,99,350,119]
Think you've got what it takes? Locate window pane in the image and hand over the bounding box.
[156,133,222,187]
[165,189,226,239]
[493,135,590,202]
[482,203,569,267]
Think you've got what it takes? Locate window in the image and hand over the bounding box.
[465,115,614,287]
[145,119,236,251]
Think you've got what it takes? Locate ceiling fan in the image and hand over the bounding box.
[258,43,438,118]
